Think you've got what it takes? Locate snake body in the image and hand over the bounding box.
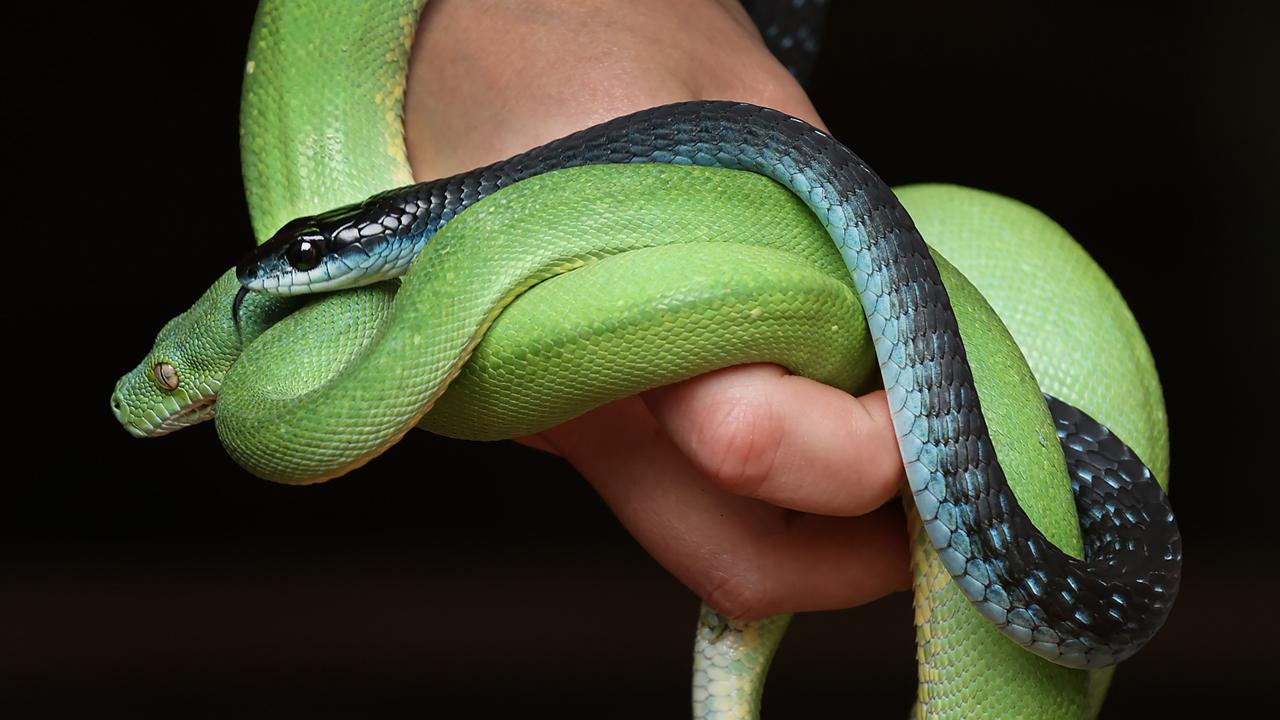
[111,1,1179,716]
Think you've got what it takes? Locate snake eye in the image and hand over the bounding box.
[152,362,180,391]
[285,236,322,271]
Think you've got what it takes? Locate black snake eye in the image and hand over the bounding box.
[285,237,322,271]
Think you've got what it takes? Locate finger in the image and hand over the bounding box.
[642,364,904,517]
[513,433,560,455]
[540,395,911,621]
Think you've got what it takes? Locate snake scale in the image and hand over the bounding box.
[111,1,1180,716]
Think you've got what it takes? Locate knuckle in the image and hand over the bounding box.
[699,559,770,621]
[692,392,782,497]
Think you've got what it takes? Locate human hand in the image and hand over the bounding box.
[405,0,910,621]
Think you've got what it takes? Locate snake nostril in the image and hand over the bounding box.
[110,392,123,416]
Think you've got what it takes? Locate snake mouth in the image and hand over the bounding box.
[147,395,218,437]
[238,252,393,296]
[112,387,219,438]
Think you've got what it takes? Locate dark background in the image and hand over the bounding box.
[13,1,1277,716]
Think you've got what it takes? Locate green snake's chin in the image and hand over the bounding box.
[114,389,218,438]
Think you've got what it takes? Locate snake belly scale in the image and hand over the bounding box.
[111,1,1179,717]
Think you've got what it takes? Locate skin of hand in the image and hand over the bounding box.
[405,0,911,621]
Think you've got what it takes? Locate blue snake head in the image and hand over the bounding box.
[237,196,423,295]
[111,269,297,437]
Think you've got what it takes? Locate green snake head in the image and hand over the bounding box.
[110,269,297,437]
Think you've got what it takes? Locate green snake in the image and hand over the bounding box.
[110,1,1178,716]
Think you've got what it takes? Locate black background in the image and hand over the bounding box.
[13,1,1277,716]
